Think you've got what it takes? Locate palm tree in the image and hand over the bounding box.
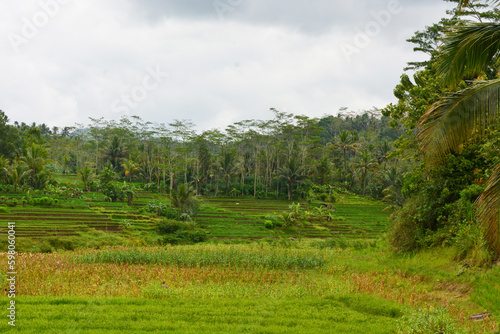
[7,160,27,192]
[278,158,305,201]
[217,151,239,196]
[78,166,95,192]
[0,155,9,184]
[20,144,51,189]
[381,167,405,213]
[418,8,500,257]
[104,136,127,171]
[122,159,140,182]
[354,149,379,195]
[330,130,359,173]
[168,183,197,214]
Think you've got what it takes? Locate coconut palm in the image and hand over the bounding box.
[20,144,51,189]
[0,155,9,184]
[330,130,359,173]
[278,158,305,201]
[418,10,500,257]
[354,149,379,195]
[216,151,239,196]
[78,166,96,192]
[121,159,140,182]
[168,183,198,214]
[7,160,27,192]
[104,136,127,171]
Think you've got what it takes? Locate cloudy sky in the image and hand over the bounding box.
[0,0,456,131]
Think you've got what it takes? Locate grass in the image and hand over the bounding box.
[0,243,496,332]
[74,244,326,269]
[0,295,401,333]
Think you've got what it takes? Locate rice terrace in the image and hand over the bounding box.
[2,0,500,333]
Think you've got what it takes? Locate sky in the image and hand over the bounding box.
[0,0,457,131]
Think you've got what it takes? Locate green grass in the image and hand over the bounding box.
[74,244,326,269]
[0,295,401,333]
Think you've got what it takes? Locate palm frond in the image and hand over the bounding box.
[418,79,500,164]
[458,0,500,7]
[436,23,500,87]
[476,163,500,258]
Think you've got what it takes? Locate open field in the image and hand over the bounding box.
[0,245,497,333]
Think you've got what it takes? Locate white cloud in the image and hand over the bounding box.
[0,0,457,131]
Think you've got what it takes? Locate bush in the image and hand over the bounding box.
[29,197,60,207]
[264,215,283,228]
[454,222,490,265]
[158,230,207,245]
[388,196,422,253]
[264,220,275,229]
[157,220,195,234]
[156,219,207,245]
[47,237,76,251]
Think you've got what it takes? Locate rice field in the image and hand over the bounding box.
[0,244,495,333]
[0,190,389,241]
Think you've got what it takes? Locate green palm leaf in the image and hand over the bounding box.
[458,0,500,9]
[418,79,500,163]
[436,23,500,87]
[477,163,500,258]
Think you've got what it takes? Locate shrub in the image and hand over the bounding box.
[396,307,467,334]
[29,197,60,207]
[454,222,490,265]
[157,220,195,234]
[47,237,76,251]
[264,220,274,229]
[388,196,423,252]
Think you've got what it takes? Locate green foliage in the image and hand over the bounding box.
[157,219,207,245]
[396,307,468,334]
[169,183,199,217]
[29,196,60,207]
[388,196,423,253]
[157,220,195,234]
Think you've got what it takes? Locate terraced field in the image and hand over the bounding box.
[0,207,120,238]
[0,188,389,241]
[197,198,389,239]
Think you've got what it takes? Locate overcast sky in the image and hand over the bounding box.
[0,0,456,131]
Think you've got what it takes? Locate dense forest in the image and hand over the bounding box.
[0,108,403,200]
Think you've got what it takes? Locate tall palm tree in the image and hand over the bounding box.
[104,136,127,171]
[7,160,27,192]
[217,151,239,196]
[0,155,9,184]
[20,144,51,189]
[418,8,500,257]
[331,130,359,173]
[278,158,305,201]
[78,166,95,192]
[354,149,379,195]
